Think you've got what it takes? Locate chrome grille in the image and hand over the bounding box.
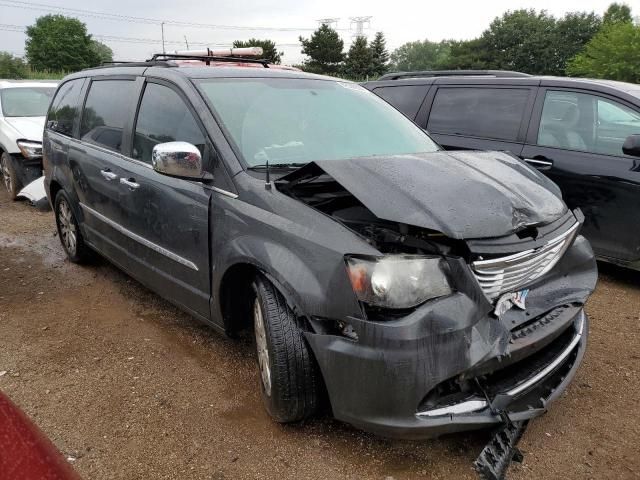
[471,222,579,300]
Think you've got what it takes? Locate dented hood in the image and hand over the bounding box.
[283,150,567,239]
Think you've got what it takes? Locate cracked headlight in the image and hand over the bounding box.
[345,255,452,309]
[17,140,43,159]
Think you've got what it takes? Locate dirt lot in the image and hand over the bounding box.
[0,188,638,480]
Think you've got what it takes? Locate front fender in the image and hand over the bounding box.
[212,235,363,327]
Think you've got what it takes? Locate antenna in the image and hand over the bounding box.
[265,158,272,190]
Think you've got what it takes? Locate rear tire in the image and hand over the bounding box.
[252,276,320,423]
[1,152,20,200]
[54,191,93,263]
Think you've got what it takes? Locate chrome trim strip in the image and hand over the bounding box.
[506,311,584,396]
[416,399,488,417]
[209,186,239,199]
[524,158,553,167]
[415,312,585,418]
[80,203,199,271]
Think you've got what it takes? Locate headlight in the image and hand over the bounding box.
[17,140,43,159]
[345,255,452,309]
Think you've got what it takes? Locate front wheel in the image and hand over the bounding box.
[54,191,93,263]
[1,153,20,200]
[252,276,320,423]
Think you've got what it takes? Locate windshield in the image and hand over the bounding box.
[197,78,439,167]
[0,87,56,117]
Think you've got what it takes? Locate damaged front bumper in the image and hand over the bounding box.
[305,235,596,440]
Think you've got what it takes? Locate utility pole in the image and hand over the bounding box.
[317,17,339,29]
[349,16,372,39]
[161,22,166,53]
[184,35,189,49]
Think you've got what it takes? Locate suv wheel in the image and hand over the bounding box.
[252,276,320,423]
[1,153,20,200]
[54,191,93,263]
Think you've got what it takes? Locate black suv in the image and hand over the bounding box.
[364,71,640,269]
[44,57,596,440]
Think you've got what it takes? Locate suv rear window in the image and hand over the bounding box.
[373,85,428,119]
[47,80,83,136]
[427,87,530,141]
[80,80,136,152]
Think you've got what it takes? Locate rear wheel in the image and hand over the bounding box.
[54,191,93,263]
[252,276,320,423]
[1,153,20,200]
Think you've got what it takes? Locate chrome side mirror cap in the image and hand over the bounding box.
[152,141,203,178]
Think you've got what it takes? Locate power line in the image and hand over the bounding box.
[0,24,301,48]
[0,0,348,32]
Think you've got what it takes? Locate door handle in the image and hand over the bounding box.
[120,177,140,190]
[523,158,553,168]
[100,169,118,181]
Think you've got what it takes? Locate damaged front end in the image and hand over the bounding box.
[276,153,597,440]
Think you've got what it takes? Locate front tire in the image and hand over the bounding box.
[54,191,93,263]
[252,276,320,423]
[1,153,20,200]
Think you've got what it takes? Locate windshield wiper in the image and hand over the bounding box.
[247,162,308,170]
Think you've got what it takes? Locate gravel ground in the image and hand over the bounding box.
[0,188,638,480]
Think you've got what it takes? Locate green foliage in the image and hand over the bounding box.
[26,14,101,72]
[389,39,451,71]
[91,40,113,64]
[0,52,27,79]
[299,24,344,74]
[369,32,389,77]
[603,3,633,25]
[567,21,640,83]
[232,38,282,64]
[343,37,373,78]
[441,38,490,70]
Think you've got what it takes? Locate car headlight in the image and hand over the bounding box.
[17,140,43,159]
[345,255,452,309]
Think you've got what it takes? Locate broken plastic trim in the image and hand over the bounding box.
[415,311,585,418]
[474,420,529,480]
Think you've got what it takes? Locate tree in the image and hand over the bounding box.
[441,38,490,69]
[343,37,373,79]
[603,2,633,25]
[369,32,389,77]
[90,40,113,64]
[299,24,344,74]
[26,15,101,72]
[553,12,602,75]
[567,21,640,83]
[233,38,282,64]
[389,39,451,72]
[0,52,27,79]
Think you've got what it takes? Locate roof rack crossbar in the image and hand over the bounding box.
[148,53,270,68]
[378,70,531,81]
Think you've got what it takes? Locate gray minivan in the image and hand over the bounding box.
[44,56,596,442]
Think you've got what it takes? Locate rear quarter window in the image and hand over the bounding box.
[46,79,84,136]
[373,85,428,119]
[427,87,530,141]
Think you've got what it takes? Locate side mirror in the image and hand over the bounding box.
[622,134,640,157]
[152,141,203,178]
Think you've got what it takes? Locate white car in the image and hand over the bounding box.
[0,80,58,199]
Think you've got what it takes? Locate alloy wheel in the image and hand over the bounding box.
[254,298,272,396]
[1,156,11,194]
[58,199,77,256]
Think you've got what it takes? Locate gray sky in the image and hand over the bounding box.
[0,0,630,65]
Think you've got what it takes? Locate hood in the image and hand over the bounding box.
[279,151,567,240]
[4,117,46,142]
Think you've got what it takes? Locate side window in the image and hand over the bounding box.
[80,80,136,152]
[538,90,640,156]
[132,83,206,164]
[46,79,83,136]
[427,87,530,141]
[373,85,428,119]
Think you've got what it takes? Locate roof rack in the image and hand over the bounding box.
[378,70,531,81]
[148,53,270,68]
